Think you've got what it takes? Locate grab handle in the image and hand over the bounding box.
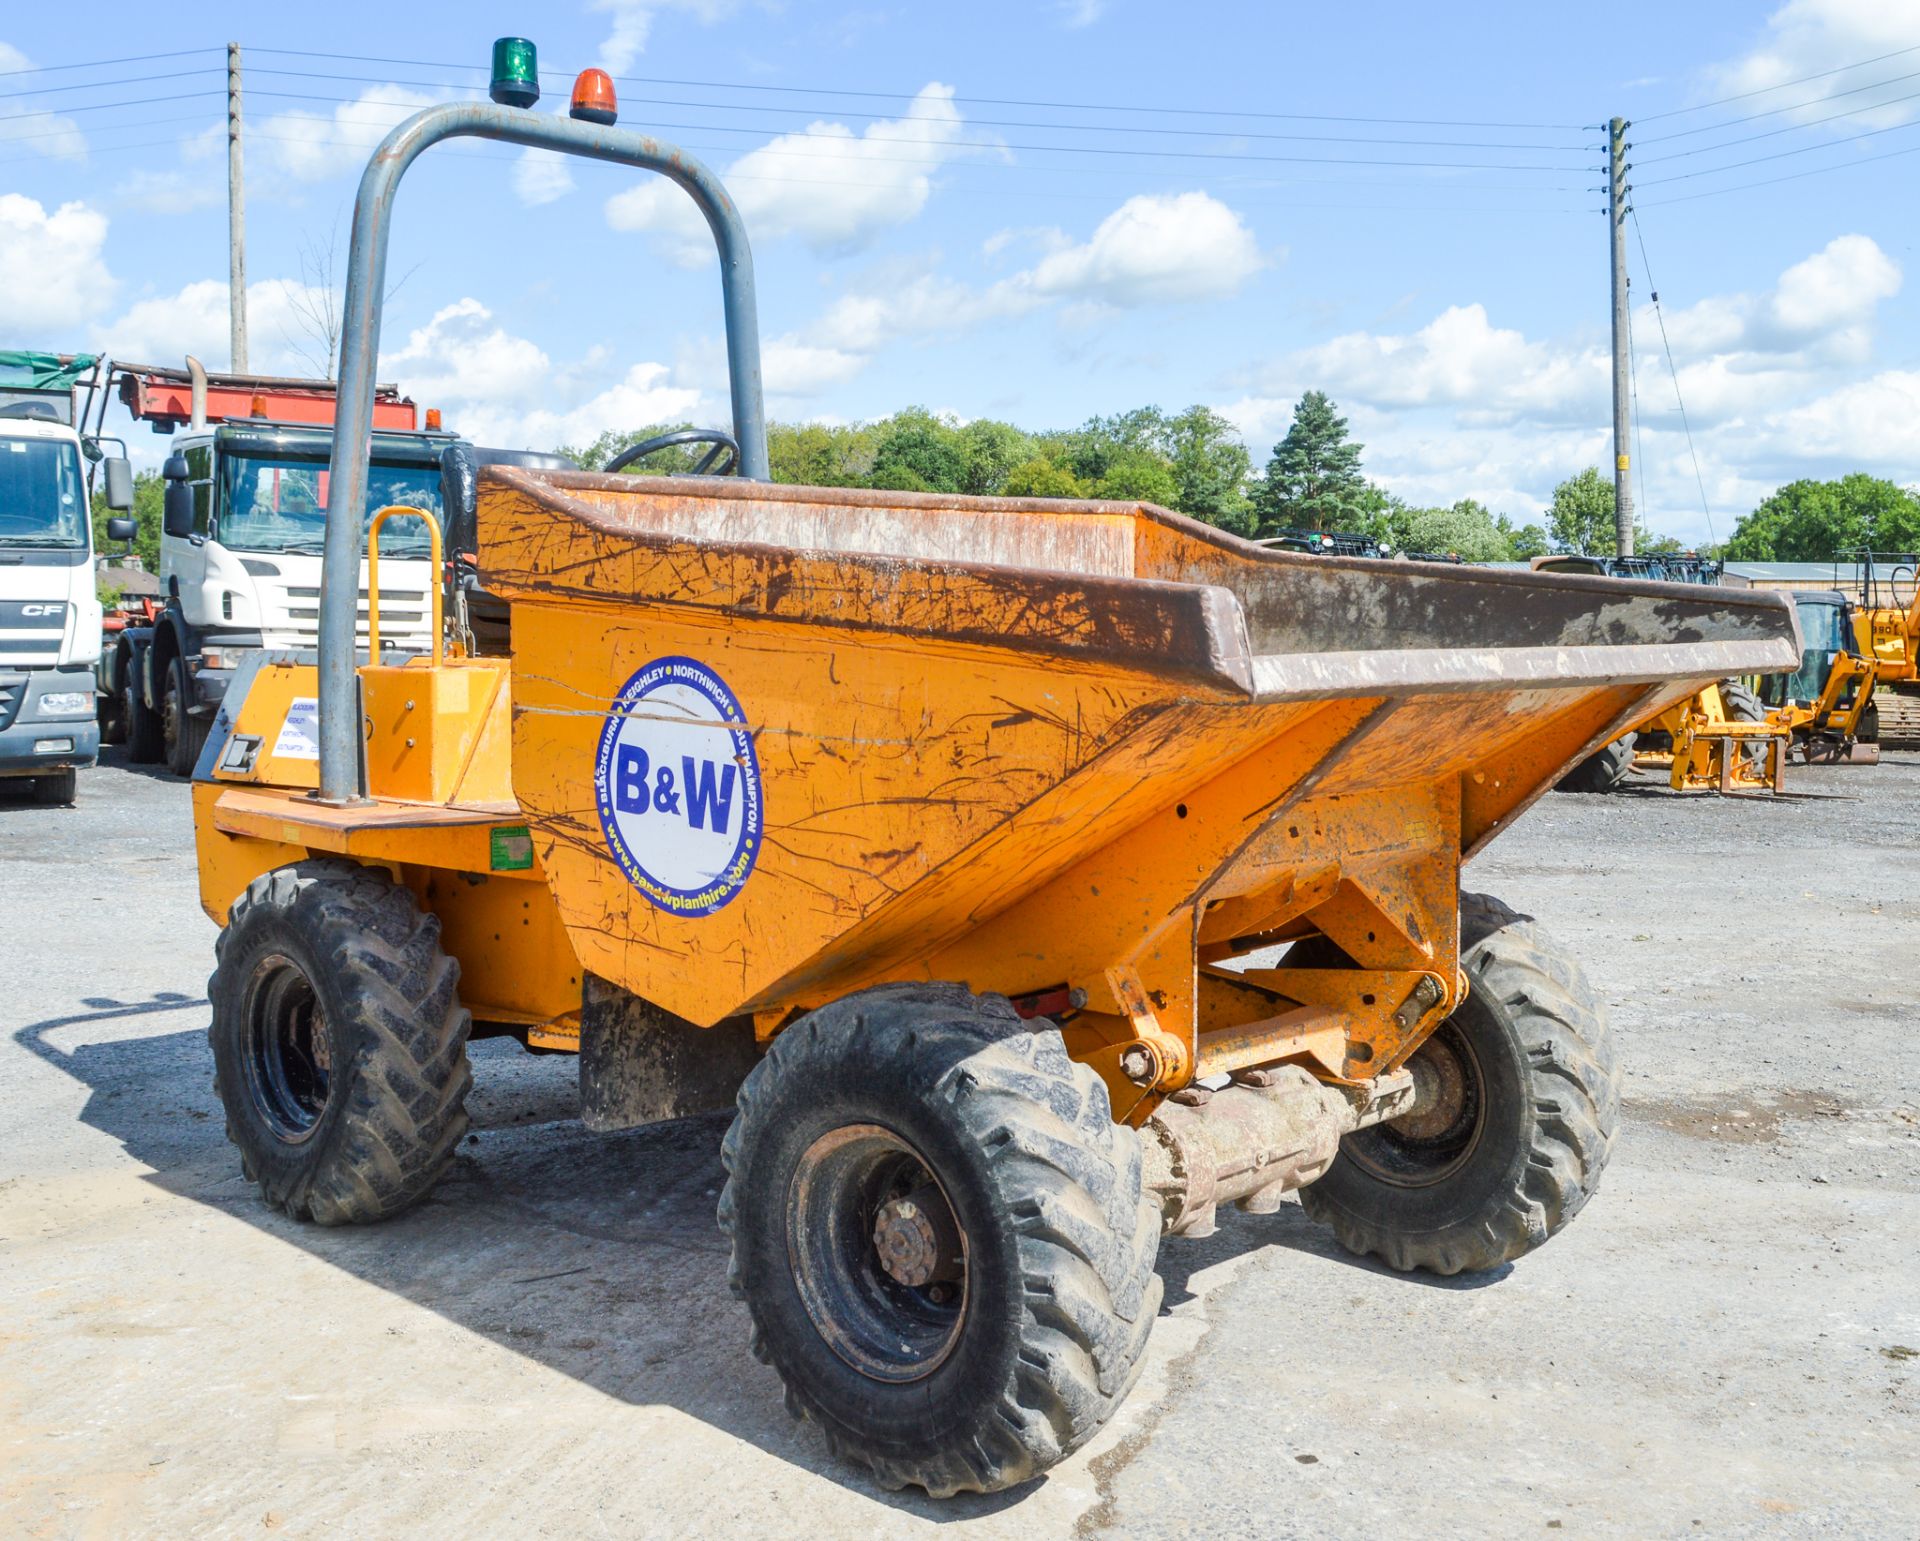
[366,504,443,666]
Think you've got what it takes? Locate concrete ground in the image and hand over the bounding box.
[2,749,1916,1539]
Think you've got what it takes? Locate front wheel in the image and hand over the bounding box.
[161,653,208,777]
[1299,892,1620,1274]
[32,768,77,806]
[208,860,472,1224]
[719,983,1161,1496]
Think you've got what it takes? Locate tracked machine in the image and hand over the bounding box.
[184,51,1801,1497]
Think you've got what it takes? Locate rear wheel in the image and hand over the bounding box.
[31,768,76,806]
[1556,733,1635,793]
[97,687,126,747]
[1719,678,1769,771]
[162,653,208,777]
[208,860,472,1224]
[1298,892,1619,1274]
[719,983,1161,1496]
[124,661,163,764]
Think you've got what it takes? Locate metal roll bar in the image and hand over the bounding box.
[319,103,767,802]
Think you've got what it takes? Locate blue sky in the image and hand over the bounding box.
[4,0,1918,542]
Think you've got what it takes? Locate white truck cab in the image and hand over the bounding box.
[126,416,455,775]
[0,399,126,804]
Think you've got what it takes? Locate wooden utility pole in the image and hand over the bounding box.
[1608,117,1633,557]
[228,42,249,373]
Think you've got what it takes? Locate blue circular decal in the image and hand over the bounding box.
[593,655,763,916]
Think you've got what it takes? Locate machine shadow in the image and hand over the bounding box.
[20,995,1508,1513]
[16,999,1037,1520]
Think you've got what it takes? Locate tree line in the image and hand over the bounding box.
[92,388,1918,574]
[564,392,1711,562]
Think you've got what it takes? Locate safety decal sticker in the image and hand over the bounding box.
[593,655,763,917]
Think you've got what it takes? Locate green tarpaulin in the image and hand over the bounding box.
[0,351,98,390]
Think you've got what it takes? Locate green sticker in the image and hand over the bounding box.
[490,825,534,871]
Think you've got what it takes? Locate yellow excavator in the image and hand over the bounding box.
[1849,553,1920,744]
[1539,554,1794,794]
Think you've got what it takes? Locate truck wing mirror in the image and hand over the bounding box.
[106,516,138,544]
[162,477,195,539]
[162,452,189,481]
[103,456,134,512]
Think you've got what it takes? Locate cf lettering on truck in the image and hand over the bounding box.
[0,351,131,806]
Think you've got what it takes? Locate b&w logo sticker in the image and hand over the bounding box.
[593,655,763,916]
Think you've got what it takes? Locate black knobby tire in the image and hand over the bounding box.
[1718,677,1770,770]
[208,860,472,1224]
[98,689,126,747]
[1555,733,1636,794]
[719,983,1162,1497]
[162,653,208,777]
[32,768,77,806]
[125,664,163,764]
[1298,892,1619,1275]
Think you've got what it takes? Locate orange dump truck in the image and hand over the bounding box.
[184,88,1801,1497]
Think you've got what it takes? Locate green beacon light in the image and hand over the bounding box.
[490,37,541,109]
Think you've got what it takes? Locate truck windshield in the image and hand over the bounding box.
[218,453,443,557]
[0,437,88,548]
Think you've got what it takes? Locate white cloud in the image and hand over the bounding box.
[1273,303,1601,420]
[1767,232,1900,336]
[113,168,225,216]
[512,148,576,207]
[0,43,85,161]
[1058,0,1106,25]
[384,299,552,404]
[591,0,738,72]
[606,84,984,262]
[258,87,441,183]
[704,192,1265,401]
[1768,369,1920,458]
[1215,232,1914,543]
[760,338,866,394]
[91,277,337,373]
[0,195,115,336]
[999,192,1266,309]
[374,296,705,451]
[1708,0,1920,129]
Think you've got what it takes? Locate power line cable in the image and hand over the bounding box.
[243,66,1586,151]
[0,110,216,144]
[243,88,1594,171]
[3,89,223,121]
[1636,111,1920,184]
[1637,39,1920,122]
[0,67,222,99]
[220,127,1591,207]
[1636,135,1920,204]
[1635,84,1920,162]
[1628,206,1716,546]
[0,46,218,79]
[245,46,1588,131]
[1638,63,1920,141]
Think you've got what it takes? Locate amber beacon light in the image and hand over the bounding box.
[570,68,618,125]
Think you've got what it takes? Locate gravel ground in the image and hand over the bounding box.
[1,749,1915,1538]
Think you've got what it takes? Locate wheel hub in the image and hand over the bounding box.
[241,953,332,1144]
[786,1124,969,1383]
[872,1186,961,1288]
[1393,1034,1470,1141]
